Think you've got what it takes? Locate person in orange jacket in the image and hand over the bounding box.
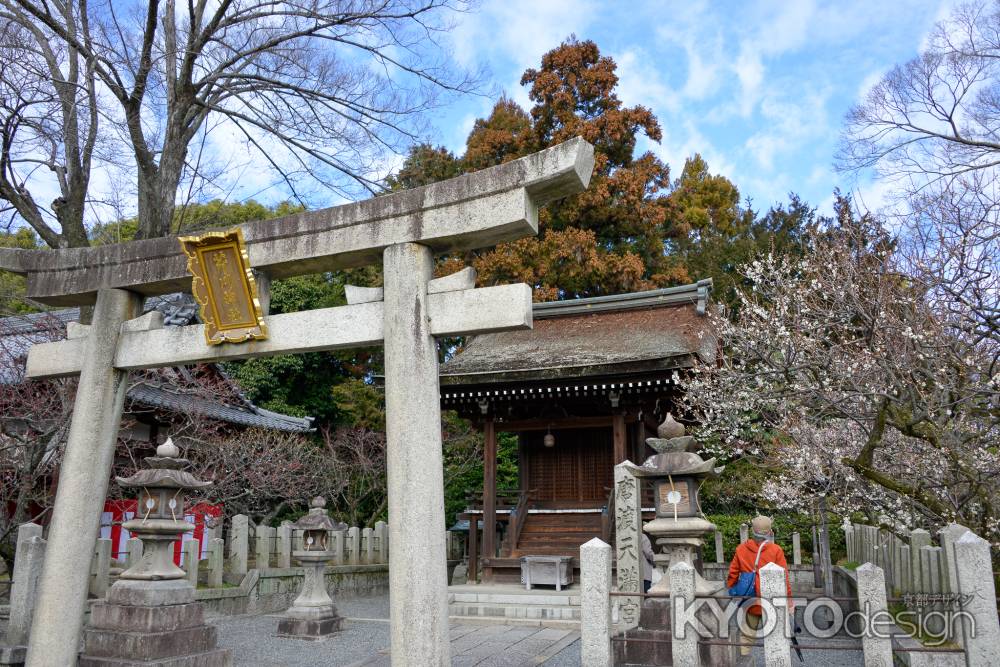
[727,515,792,655]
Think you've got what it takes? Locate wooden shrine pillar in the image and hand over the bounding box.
[465,514,478,584]
[612,412,627,463]
[482,418,497,580]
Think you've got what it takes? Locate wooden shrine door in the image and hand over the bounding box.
[523,427,614,504]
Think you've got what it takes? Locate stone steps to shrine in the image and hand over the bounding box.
[447,586,581,627]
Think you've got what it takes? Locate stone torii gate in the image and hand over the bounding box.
[1,138,594,666]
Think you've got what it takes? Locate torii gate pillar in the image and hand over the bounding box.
[26,289,140,667]
[383,243,449,664]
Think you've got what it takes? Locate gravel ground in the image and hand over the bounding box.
[211,594,584,666]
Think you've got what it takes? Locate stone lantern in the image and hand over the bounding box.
[117,437,212,581]
[624,414,724,596]
[79,437,231,666]
[277,496,347,640]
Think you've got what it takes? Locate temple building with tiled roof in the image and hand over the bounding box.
[440,279,716,584]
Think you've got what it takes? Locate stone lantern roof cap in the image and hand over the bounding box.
[293,497,347,531]
[293,509,347,532]
[625,451,721,478]
[115,438,212,490]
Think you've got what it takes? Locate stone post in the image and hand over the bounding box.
[908,529,930,591]
[739,523,749,543]
[613,461,642,630]
[919,546,941,594]
[891,537,903,593]
[375,521,388,563]
[90,538,112,599]
[348,526,361,565]
[938,523,969,644]
[5,524,45,647]
[714,531,724,564]
[898,545,911,594]
[383,242,450,667]
[792,532,801,566]
[278,523,293,568]
[230,514,249,577]
[364,527,375,564]
[580,538,612,667]
[183,539,200,587]
[25,288,140,667]
[331,530,345,565]
[844,523,854,563]
[125,537,143,570]
[855,563,893,666]
[208,538,224,587]
[759,562,791,667]
[938,523,969,596]
[669,562,700,667]
[953,532,1000,666]
[256,525,273,570]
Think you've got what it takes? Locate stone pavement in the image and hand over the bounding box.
[209,594,581,666]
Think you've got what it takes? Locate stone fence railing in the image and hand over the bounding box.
[582,524,1000,667]
[2,514,464,651]
[843,521,974,598]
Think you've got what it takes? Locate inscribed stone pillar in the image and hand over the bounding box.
[90,538,112,599]
[908,529,930,591]
[331,530,345,565]
[739,523,749,543]
[953,532,1000,666]
[919,546,941,594]
[208,538,224,588]
[348,527,361,565]
[855,563,893,666]
[844,523,854,562]
[25,289,139,667]
[714,531,724,564]
[364,527,375,564]
[669,562,700,667]
[278,523,293,569]
[6,525,44,647]
[125,537,143,570]
[792,532,801,566]
[613,461,642,630]
[256,525,273,569]
[580,538,612,667]
[938,523,969,597]
[898,545,911,594]
[375,521,388,563]
[382,242,449,667]
[230,514,249,577]
[183,539,200,587]
[759,563,792,667]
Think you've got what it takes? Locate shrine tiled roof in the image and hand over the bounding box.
[0,294,314,433]
[439,280,717,386]
[127,381,313,433]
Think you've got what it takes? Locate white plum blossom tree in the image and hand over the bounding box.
[681,199,1000,541]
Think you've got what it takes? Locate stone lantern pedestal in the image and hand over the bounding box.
[612,415,735,667]
[78,439,231,667]
[277,497,345,640]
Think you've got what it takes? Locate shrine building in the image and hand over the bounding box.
[441,279,717,584]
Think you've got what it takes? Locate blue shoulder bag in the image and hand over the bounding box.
[728,541,766,603]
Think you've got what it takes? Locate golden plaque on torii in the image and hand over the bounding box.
[178,227,269,345]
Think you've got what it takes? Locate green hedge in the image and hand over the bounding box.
[701,512,845,565]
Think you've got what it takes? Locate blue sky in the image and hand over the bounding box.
[430,0,958,215]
